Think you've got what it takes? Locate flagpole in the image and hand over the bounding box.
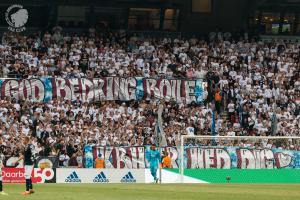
[155,121,161,184]
[159,145,162,184]
[155,119,162,184]
[157,101,164,184]
[155,100,168,184]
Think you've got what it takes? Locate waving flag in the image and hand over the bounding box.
[155,103,168,147]
[271,112,278,135]
[211,111,216,135]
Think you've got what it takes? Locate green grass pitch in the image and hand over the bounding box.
[2,184,300,200]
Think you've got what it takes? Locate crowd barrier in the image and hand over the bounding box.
[1,168,153,184]
[3,168,300,184]
[56,169,144,183]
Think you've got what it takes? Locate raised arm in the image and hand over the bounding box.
[13,154,24,166]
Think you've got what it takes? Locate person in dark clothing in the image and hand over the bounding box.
[68,153,79,167]
[0,138,8,195]
[13,137,35,195]
[214,88,222,114]
[241,105,250,129]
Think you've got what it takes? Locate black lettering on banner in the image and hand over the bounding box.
[81,78,94,101]
[69,79,81,100]
[53,78,72,100]
[4,79,19,99]
[106,77,114,100]
[93,79,105,101]
[159,79,172,101]
[30,79,45,102]
[128,77,136,100]
[145,79,157,99]
[19,79,31,99]
[184,80,196,103]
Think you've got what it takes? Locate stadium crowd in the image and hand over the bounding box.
[0,27,300,167]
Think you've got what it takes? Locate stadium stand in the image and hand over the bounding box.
[0,28,299,167]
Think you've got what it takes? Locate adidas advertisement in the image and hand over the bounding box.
[93,172,109,183]
[65,171,82,183]
[121,172,136,183]
[57,169,144,183]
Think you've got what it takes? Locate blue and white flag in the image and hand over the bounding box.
[211,111,216,135]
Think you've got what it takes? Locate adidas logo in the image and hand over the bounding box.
[121,172,136,183]
[65,171,81,182]
[93,171,109,183]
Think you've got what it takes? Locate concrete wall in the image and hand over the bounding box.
[178,0,250,34]
[0,0,254,34]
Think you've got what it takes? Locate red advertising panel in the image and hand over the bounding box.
[2,168,56,183]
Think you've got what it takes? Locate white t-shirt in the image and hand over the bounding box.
[186,127,195,136]
[59,154,70,167]
[228,103,235,113]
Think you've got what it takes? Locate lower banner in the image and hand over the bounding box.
[4,167,300,184]
[56,168,145,183]
[2,168,56,183]
[89,146,300,169]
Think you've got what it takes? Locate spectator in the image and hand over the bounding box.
[59,151,70,168]
[162,151,172,168]
[95,154,105,169]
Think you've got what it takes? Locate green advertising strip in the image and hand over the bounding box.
[167,169,300,184]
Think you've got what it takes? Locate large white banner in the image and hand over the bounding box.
[56,169,145,183]
[0,78,204,103]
